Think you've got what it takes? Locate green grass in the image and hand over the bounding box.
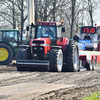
[82,91,100,100]
[97,62,100,66]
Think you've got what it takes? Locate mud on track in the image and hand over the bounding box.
[0,65,100,100]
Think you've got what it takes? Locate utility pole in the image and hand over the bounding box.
[27,0,35,39]
[28,0,35,25]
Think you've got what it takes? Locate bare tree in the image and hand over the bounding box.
[34,0,67,22]
[0,0,27,31]
[0,0,100,35]
[87,0,99,26]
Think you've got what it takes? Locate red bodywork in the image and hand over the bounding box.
[29,21,69,54]
[36,22,61,26]
[30,37,69,55]
[56,38,69,50]
[30,38,51,54]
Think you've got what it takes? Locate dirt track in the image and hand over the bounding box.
[0,65,100,100]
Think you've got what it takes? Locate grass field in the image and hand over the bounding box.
[97,62,100,66]
[82,91,100,100]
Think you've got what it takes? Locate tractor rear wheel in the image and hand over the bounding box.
[17,47,27,60]
[65,41,79,72]
[49,49,63,72]
[0,43,13,65]
[17,47,33,71]
[17,47,27,71]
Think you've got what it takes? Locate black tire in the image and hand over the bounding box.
[17,47,27,71]
[85,58,94,71]
[93,57,97,70]
[65,41,79,72]
[49,49,63,72]
[17,47,27,60]
[85,63,92,70]
[0,43,13,65]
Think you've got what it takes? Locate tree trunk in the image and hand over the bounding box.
[21,0,24,44]
[53,0,56,22]
[12,0,16,29]
[70,0,76,39]
[43,8,47,21]
[88,0,93,26]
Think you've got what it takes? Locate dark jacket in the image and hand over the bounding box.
[84,35,91,40]
[73,35,80,42]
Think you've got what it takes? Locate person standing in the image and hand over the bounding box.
[73,34,80,42]
[84,34,91,40]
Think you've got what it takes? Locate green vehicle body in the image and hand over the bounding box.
[0,29,21,64]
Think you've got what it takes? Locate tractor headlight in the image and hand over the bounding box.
[32,44,37,46]
[33,47,37,50]
[40,44,45,46]
[40,44,50,46]
[40,47,43,50]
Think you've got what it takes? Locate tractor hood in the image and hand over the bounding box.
[31,38,51,45]
[30,38,51,54]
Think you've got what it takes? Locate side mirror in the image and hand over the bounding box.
[26,26,29,31]
[62,27,65,32]
[31,23,35,27]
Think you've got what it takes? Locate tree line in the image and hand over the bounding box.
[0,0,99,38]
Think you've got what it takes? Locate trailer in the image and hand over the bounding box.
[79,50,100,70]
[78,26,100,70]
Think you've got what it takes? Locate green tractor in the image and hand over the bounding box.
[0,29,22,65]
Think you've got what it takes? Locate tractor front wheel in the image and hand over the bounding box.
[49,49,63,72]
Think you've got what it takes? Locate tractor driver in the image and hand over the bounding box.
[43,27,54,38]
[84,34,91,40]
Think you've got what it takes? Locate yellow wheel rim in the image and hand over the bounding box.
[0,48,9,61]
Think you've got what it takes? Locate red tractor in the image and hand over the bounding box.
[16,21,79,72]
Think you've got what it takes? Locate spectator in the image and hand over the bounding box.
[84,34,91,40]
[73,34,80,42]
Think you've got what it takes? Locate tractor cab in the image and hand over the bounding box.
[78,26,97,51]
[34,21,65,46]
[0,29,20,46]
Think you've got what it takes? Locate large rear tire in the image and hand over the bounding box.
[17,47,27,60]
[0,43,13,65]
[65,41,79,72]
[17,47,27,71]
[49,49,63,72]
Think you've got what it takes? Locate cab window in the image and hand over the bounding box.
[2,31,18,43]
